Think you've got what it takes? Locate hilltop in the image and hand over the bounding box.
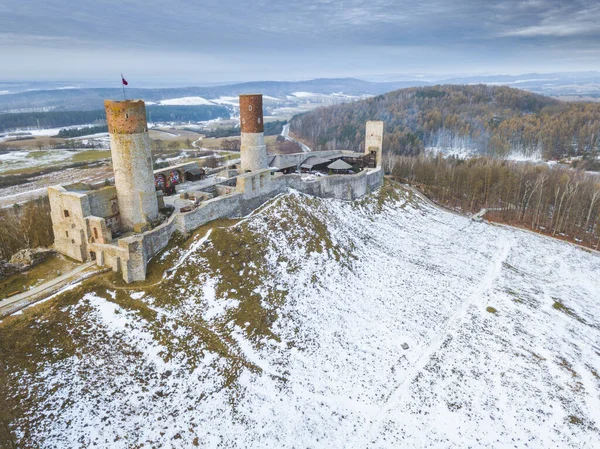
[289,84,600,160]
[1,182,599,447]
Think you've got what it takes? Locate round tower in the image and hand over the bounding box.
[239,94,268,172]
[105,99,159,231]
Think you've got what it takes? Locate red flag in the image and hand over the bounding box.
[121,74,128,86]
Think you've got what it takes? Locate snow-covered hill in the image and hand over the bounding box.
[2,182,599,448]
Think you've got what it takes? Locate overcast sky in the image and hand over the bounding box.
[1,0,599,85]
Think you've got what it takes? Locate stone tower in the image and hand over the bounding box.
[365,120,384,168]
[239,94,268,172]
[104,99,159,231]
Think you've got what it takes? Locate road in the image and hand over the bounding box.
[282,124,311,152]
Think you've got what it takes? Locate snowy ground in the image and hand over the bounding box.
[159,96,215,106]
[2,184,599,448]
[0,124,99,142]
[0,164,114,207]
[0,147,110,174]
[426,146,544,162]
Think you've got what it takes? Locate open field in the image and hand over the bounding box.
[0,135,64,150]
[148,128,203,142]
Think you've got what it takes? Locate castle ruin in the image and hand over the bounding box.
[49,94,384,282]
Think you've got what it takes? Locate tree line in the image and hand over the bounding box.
[55,125,108,138]
[290,85,600,161]
[391,155,600,248]
[0,105,230,132]
[0,198,54,261]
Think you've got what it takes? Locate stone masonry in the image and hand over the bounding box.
[365,120,384,166]
[105,100,159,231]
[239,94,268,173]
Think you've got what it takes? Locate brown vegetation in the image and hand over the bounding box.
[0,198,54,261]
[392,155,600,249]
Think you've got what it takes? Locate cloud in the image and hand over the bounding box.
[0,0,599,80]
[498,1,600,38]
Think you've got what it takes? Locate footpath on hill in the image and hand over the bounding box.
[0,262,102,318]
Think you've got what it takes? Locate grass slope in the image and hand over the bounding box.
[0,182,599,448]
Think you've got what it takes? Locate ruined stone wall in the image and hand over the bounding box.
[365,121,384,167]
[284,168,383,201]
[86,186,120,230]
[175,194,243,234]
[48,186,91,262]
[86,186,118,217]
[269,150,362,171]
[91,242,131,281]
[239,94,267,172]
[102,165,383,283]
[105,100,159,231]
[86,216,112,245]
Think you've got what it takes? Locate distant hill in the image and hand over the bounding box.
[3,72,600,113]
[289,84,600,160]
[0,78,429,113]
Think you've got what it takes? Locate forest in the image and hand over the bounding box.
[391,155,600,248]
[55,125,108,138]
[290,85,600,161]
[201,120,287,138]
[0,105,230,132]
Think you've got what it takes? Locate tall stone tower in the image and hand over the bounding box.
[239,94,268,172]
[365,120,384,168]
[105,99,159,231]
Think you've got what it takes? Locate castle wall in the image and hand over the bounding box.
[91,242,131,281]
[48,186,90,262]
[285,167,383,200]
[105,100,159,230]
[100,166,383,283]
[86,216,112,245]
[87,186,120,230]
[269,150,363,171]
[87,186,118,217]
[49,185,122,262]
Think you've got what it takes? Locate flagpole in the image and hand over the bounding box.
[121,74,126,100]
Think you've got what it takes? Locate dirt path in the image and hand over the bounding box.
[0,262,99,318]
[362,232,514,445]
